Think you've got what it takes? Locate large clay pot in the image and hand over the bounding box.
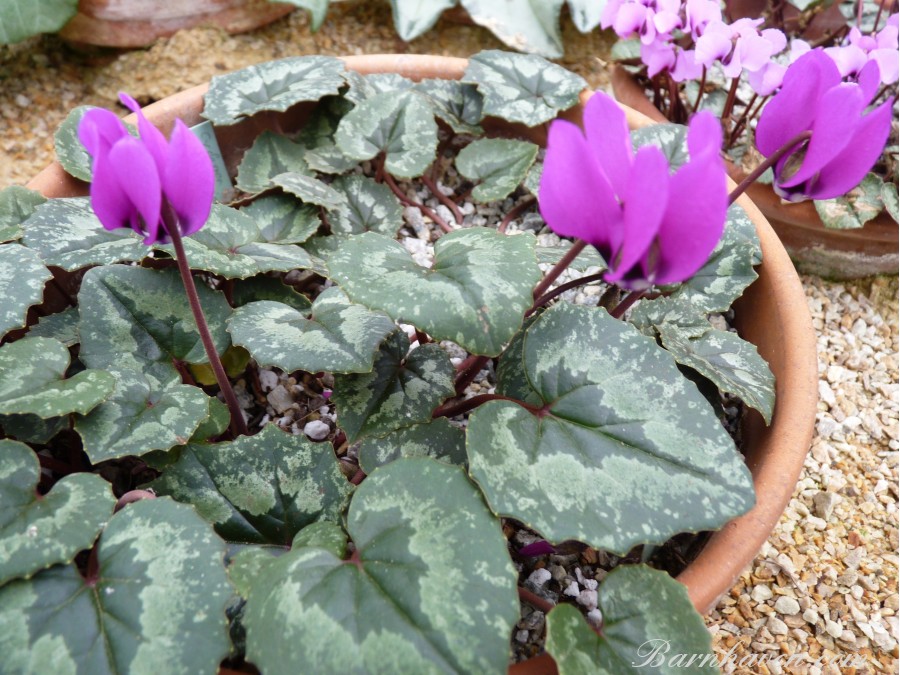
[58,0,295,47]
[27,54,819,675]
[611,65,899,280]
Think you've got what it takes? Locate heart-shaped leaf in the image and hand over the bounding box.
[328,228,541,356]
[148,424,353,545]
[295,97,358,175]
[290,521,347,559]
[272,172,347,210]
[815,173,884,229]
[390,0,456,40]
[343,71,417,105]
[461,0,565,57]
[414,79,484,135]
[330,174,404,235]
[357,418,466,473]
[239,194,321,244]
[631,123,690,171]
[27,307,80,347]
[54,106,136,182]
[545,566,717,674]
[0,337,115,418]
[227,288,397,374]
[0,0,78,44]
[334,90,439,178]
[0,244,51,339]
[243,458,519,674]
[22,197,147,271]
[468,302,755,553]
[157,204,322,279]
[0,498,232,674]
[0,439,115,586]
[203,56,347,126]
[456,138,539,202]
[0,186,45,243]
[230,276,312,312]
[235,131,312,194]
[463,50,585,125]
[333,330,455,442]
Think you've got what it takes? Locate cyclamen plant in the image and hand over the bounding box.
[0,51,781,673]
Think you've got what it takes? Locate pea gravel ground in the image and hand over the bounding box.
[1,3,896,672]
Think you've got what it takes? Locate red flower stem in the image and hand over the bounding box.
[455,353,481,374]
[422,173,464,225]
[532,239,588,300]
[873,0,886,32]
[692,67,707,114]
[383,171,454,234]
[163,206,249,437]
[527,272,607,317]
[721,77,741,131]
[730,94,770,146]
[610,289,646,319]
[350,468,366,485]
[432,393,544,419]
[727,92,757,147]
[728,130,813,205]
[518,586,556,614]
[454,355,490,395]
[498,196,536,233]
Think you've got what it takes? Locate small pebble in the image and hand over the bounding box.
[774,596,801,615]
[302,420,330,441]
[751,585,774,602]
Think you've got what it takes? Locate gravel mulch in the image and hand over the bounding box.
[1,4,896,671]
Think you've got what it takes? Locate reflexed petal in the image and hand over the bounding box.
[779,83,864,188]
[583,91,633,196]
[119,92,169,174]
[105,138,162,244]
[163,120,215,236]
[78,108,128,159]
[799,98,894,199]
[539,119,621,249]
[605,146,668,283]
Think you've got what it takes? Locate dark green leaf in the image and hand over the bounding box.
[230,276,312,312]
[235,131,311,194]
[357,418,466,473]
[0,414,69,445]
[414,79,484,135]
[272,172,347,210]
[290,521,347,559]
[456,138,538,202]
[239,194,321,244]
[26,307,79,347]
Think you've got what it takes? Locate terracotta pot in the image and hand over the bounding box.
[26,54,818,675]
[611,65,899,280]
[58,0,295,47]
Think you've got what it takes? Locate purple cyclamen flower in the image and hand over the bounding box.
[695,19,787,78]
[683,0,722,39]
[78,92,215,245]
[602,0,683,44]
[755,50,894,202]
[825,15,899,84]
[539,92,727,290]
[642,41,703,81]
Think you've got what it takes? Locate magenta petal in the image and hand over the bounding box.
[163,120,215,236]
[119,92,169,174]
[614,4,648,36]
[605,147,668,283]
[870,49,899,84]
[518,540,557,557]
[801,97,894,199]
[90,155,135,232]
[856,59,882,101]
[686,110,722,160]
[539,119,621,249]
[583,92,633,197]
[78,108,129,159]
[105,138,162,243]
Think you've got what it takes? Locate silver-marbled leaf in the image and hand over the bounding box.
[227,287,397,374]
[334,90,439,178]
[0,244,51,339]
[0,0,78,44]
[460,0,564,57]
[147,423,353,545]
[545,566,717,674]
[390,0,456,40]
[272,172,347,210]
[455,138,538,202]
[240,193,321,243]
[470,302,755,553]
[26,307,79,347]
[535,242,608,272]
[235,131,312,194]
[414,79,484,135]
[631,123,690,171]
[0,498,232,675]
[463,49,585,125]
[342,71,417,105]
[0,186,45,242]
[332,330,455,443]
[0,337,115,418]
[328,228,541,356]
[814,173,884,229]
[0,439,115,586]
[203,56,347,126]
[330,173,404,235]
[243,458,519,675]
[230,275,312,312]
[357,418,466,473]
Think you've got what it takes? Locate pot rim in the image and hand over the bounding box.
[25,52,818,674]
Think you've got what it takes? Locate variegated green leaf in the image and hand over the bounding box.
[0,414,69,445]
[545,566,717,674]
[334,90,439,178]
[328,228,541,356]
[243,458,519,674]
[0,0,78,44]
[456,138,538,202]
[566,0,606,31]
[0,498,232,675]
[228,546,282,599]
[148,424,353,545]
[357,418,466,473]
[536,242,607,271]
[53,106,136,182]
[463,50,585,125]
[461,0,564,57]
[523,161,542,195]
[190,396,231,442]
[342,71,417,105]
[295,97,358,175]
[272,172,347,210]
[227,288,397,374]
[235,131,312,194]
[21,197,147,271]
[240,194,321,244]
[277,0,329,30]
[290,521,347,559]
[330,174,404,235]
[0,439,115,586]
[0,186,45,242]
[389,0,456,40]
[470,302,755,553]
[158,203,321,279]
[333,330,455,442]
[26,307,79,347]
[814,173,884,229]
[78,265,232,383]
[414,79,484,135]
[75,369,213,463]
[203,56,346,126]
[882,181,898,222]
[0,244,51,339]
[0,338,114,418]
[631,123,690,171]
[230,275,312,311]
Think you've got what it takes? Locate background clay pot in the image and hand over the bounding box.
[59,0,295,47]
[27,54,818,675]
[611,65,899,280]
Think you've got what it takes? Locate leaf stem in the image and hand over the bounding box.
[609,289,646,319]
[518,586,556,614]
[383,171,454,234]
[454,355,490,395]
[422,173,464,225]
[532,239,588,300]
[692,67,707,114]
[528,272,607,317]
[721,77,741,133]
[728,130,813,205]
[163,204,249,437]
[498,196,537,234]
[432,393,544,419]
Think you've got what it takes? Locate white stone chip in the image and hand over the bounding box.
[303,420,330,440]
